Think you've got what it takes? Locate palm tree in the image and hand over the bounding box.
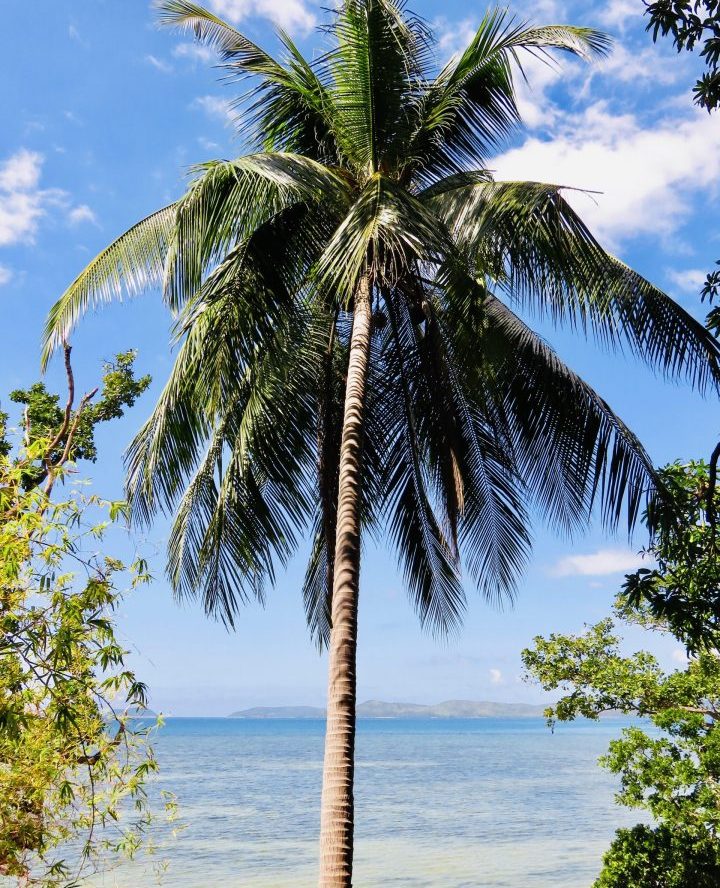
[43,2,720,885]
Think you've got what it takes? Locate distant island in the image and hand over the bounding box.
[125,707,158,718]
[228,700,546,719]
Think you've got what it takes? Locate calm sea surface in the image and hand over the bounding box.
[87,717,645,888]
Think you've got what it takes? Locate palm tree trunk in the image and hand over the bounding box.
[318,274,372,888]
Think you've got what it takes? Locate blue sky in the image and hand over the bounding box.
[1,0,717,715]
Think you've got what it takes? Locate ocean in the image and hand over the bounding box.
[87,717,643,887]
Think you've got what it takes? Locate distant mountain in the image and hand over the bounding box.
[228,705,326,719]
[228,700,546,719]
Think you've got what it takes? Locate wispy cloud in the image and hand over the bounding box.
[593,44,684,88]
[667,267,708,294]
[198,137,221,152]
[0,149,43,192]
[434,17,478,62]
[489,668,503,685]
[598,0,641,30]
[0,264,12,286]
[192,95,235,123]
[0,150,67,246]
[146,54,174,74]
[208,0,316,34]
[549,548,646,577]
[173,42,215,64]
[493,103,720,248]
[67,204,98,226]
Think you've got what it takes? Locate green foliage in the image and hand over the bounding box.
[0,353,164,886]
[595,824,720,887]
[0,449,160,885]
[644,2,720,316]
[523,616,720,884]
[5,350,151,488]
[523,459,720,888]
[703,260,720,335]
[620,460,720,652]
[645,0,720,111]
[43,2,720,647]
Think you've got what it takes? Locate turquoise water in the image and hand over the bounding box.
[89,717,643,887]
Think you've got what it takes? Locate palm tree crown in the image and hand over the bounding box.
[44,0,720,641]
[43,3,720,884]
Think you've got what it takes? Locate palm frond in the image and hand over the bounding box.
[166,152,348,310]
[127,289,323,623]
[302,517,334,650]
[383,277,530,605]
[329,0,433,175]
[157,0,283,74]
[158,2,340,158]
[301,316,345,650]
[316,173,448,306]
[42,205,176,367]
[406,10,609,181]
[379,295,466,635]
[126,209,323,521]
[251,30,337,157]
[442,272,657,534]
[432,179,720,393]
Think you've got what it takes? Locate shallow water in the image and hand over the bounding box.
[87,717,643,887]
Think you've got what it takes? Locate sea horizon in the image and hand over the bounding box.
[86,716,644,887]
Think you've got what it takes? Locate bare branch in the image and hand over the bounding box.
[44,385,99,499]
[44,341,75,461]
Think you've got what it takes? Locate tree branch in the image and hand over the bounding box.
[43,385,99,499]
[44,341,75,461]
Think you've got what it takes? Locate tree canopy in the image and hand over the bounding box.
[43,2,720,643]
[0,352,166,886]
[645,0,720,111]
[41,4,720,882]
[524,461,720,887]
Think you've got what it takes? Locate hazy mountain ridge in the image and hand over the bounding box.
[229,706,326,719]
[228,700,547,719]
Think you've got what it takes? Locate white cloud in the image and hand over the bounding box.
[492,103,720,247]
[173,42,215,64]
[198,137,221,152]
[0,150,67,247]
[514,53,568,130]
[192,95,235,123]
[671,647,689,665]
[208,0,316,33]
[0,264,12,286]
[489,668,503,685]
[594,44,682,88]
[598,0,641,30]
[434,18,571,129]
[512,0,562,16]
[146,54,173,74]
[550,548,646,577]
[667,268,708,294]
[435,17,478,61]
[0,149,42,192]
[67,204,97,226]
